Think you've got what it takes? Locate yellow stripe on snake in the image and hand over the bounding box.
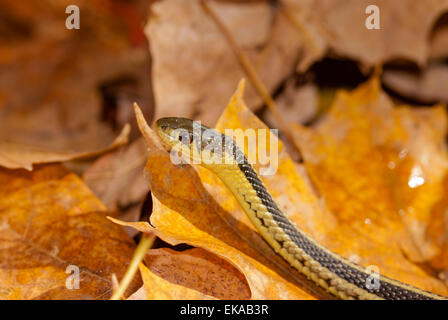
[155,117,446,300]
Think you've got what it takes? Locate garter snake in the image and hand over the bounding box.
[155,117,446,300]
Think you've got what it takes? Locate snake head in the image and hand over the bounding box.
[155,117,237,167]
[155,117,201,161]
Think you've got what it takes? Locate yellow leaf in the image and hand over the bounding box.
[292,76,448,295]
[0,164,140,299]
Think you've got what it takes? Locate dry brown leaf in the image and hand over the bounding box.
[292,76,448,294]
[265,80,318,127]
[83,138,149,212]
[0,124,130,171]
[146,0,306,126]
[126,285,147,300]
[144,247,251,299]
[0,0,152,171]
[430,12,448,59]
[382,62,448,103]
[139,263,216,300]
[284,0,448,69]
[146,0,448,132]
[0,164,140,299]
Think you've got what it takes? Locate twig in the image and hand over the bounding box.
[200,0,302,160]
[278,2,323,57]
[110,233,155,300]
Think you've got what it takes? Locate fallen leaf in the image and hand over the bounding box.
[0,164,140,299]
[284,0,448,69]
[382,62,448,103]
[145,0,448,132]
[83,138,149,212]
[0,0,152,171]
[126,285,147,300]
[0,124,130,171]
[144,247,251,299]
[264,80,318,128]
[429,12,448,59]
[146,0,305,125]
[139,263,216,300]
[426,175,448,275]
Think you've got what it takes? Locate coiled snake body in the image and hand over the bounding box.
[155,117,445,300]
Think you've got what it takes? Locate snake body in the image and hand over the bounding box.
[155,117,446,300]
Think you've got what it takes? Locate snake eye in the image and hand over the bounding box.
[178,132,193,145]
